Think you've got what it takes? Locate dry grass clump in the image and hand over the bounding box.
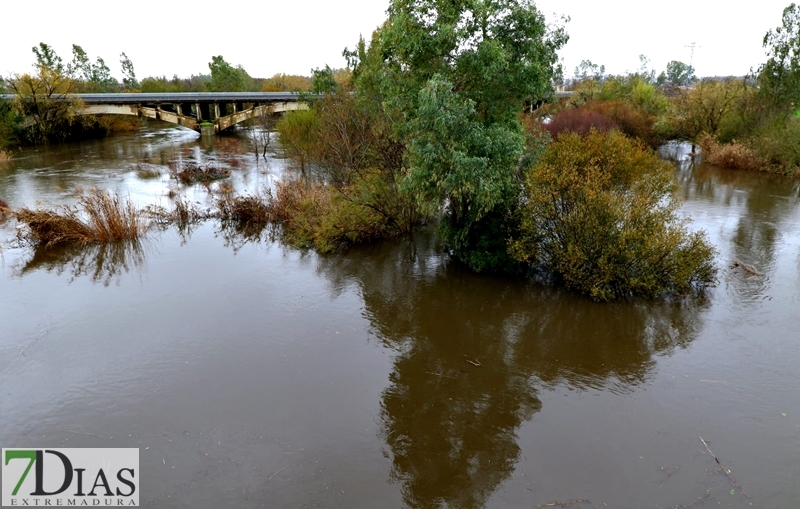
[698,134,764,171]
[170,162,230,184]
[14,189,148,247]
[0,149,12,162]
[218,192,275,225]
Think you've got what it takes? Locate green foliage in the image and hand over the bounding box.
[408,75,524,271]
[345,0,566,271]
[750,115,800,172]
[658,60,696,87]
[6,65,83,144]
[67,45,119,92]
[32,43,63,73]
[207,55,252,92]
[511,130,717,301]
[758,3,800,109]
[275,109,320,171]
[120,53,139,91]
[311,65,339,94]
[0,96,21,149]
[270,179,397,253]
[663,78,753,143]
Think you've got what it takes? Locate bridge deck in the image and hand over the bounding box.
[0,92,310,104]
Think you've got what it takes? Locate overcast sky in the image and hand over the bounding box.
[0,1,790,81]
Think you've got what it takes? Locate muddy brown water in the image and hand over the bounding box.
[1,128,799,508]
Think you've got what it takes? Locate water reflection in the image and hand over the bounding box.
[15,239,147,286]
[315,231,709,508]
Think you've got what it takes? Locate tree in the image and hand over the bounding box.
[6,44,83,143]
[350,0,568,272]
[67,45,118,92]
[665,78,752,142]
[573,59,606,82]
[658,60,696,87]
[32,43,63,74]
[758,3,800,108]
[311,65,339,94]
[207,55,250,92]
[120,52,139,91]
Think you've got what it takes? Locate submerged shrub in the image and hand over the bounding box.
[511,130,717,301]
[697,134,764,172]
[270,179,394,253]
[15,189,148,247]
[543,107,617,138]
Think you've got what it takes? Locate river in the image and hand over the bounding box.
[1,124,799,508]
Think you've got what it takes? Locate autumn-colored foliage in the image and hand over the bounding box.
[543,107,617,138]
[511,130,716,301]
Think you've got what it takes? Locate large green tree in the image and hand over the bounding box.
[759,3,800,109]
[350,0,568,272]
[207,55,251,92]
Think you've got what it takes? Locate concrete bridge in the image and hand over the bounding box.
[1,92,312,135]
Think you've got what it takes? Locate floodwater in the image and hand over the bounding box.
[1,127,799,508]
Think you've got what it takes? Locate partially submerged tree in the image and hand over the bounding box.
[348,0,568,272]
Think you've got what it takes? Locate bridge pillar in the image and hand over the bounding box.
[214,103,221,120]
[196,103,204,121]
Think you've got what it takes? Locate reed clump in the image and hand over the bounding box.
[170,162,230,184]
[14,189,148,247]
[218,192,275,225]
[0,149,12,162]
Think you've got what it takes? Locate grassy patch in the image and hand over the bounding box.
[14,189,148,247]
[0,149,12,162]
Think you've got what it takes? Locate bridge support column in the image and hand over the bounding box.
[214,103,221,120]
[200,123,215,137]
[196,103,203,121]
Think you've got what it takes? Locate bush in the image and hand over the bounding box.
[511,130,717,301]
[587,100,662,147]
[15,189,148,247]
[543,107,617,138]
[750,116,800,174]
[270,179,394,253]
